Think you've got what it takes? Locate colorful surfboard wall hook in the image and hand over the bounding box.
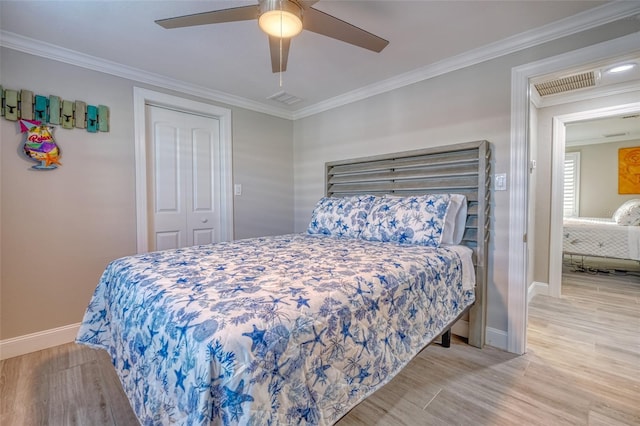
[0,86,109,133]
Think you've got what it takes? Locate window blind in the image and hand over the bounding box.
[564,152,580,217]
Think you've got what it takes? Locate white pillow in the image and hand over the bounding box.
[441,194,468,245]
[612,199,640,226]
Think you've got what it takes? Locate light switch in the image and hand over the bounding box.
[495,173,507,191]
[234,184,242,196]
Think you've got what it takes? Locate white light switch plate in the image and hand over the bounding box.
[234,184,242,196]
[495,173,507,191]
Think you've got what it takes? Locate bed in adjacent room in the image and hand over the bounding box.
[563,199,640,262]
[76,140,490,425]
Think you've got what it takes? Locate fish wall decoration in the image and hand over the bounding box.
[19,118,62,170]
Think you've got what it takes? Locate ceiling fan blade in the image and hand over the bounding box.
[155,5,259,29]
[269,36,291,73]
[303,7,389,52]
[298,0,320,9]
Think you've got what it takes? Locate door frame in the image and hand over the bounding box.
[133,87,233,253]
[508,32,640,354]
[548,102,640,299]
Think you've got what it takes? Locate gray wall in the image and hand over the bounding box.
[1,18,638,344]
[0,48,294,340]
[568,139,640,218]
[293,21,640,343]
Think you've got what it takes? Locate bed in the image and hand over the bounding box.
[563,199,640,262]
[76,140,490,425]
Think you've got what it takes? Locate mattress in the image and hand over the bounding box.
[76,233,475,425]
[563,217,640,261]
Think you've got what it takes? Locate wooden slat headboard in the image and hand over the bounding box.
[325,140,490,348]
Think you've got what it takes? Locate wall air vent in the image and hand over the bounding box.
[534,71,596,96]
[267,91,303,106]
[603,132,627,138]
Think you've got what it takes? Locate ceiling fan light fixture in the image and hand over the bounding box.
[259,0,303,38]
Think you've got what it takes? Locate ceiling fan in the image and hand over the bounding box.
[155,0,389,73]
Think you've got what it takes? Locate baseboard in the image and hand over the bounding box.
[528,281,549,303]
[0,323,80,360]
[486,327,508,351]
[452,319,507,351]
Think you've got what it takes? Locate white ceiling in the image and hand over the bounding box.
[566,113,640,146]
[2,1,636,109]
[1,1,640,139]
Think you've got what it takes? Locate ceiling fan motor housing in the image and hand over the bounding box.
[259,0,304,38]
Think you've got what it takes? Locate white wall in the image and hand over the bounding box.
[0,48,294,340]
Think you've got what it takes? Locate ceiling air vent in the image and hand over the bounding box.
[267,91,303,106]
[534,71,596,96]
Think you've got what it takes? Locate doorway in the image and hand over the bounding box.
[548,103,640,298]
[508,32,640,354]
[133,88,234,253]
[146,105,221,251]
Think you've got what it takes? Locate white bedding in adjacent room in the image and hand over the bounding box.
[563,217,640,261]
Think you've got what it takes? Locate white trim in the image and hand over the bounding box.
[549,117,568,298]
[509,32,640,355]
[548,102,640,300]
[486,327,508,351]
[0,323,80,360]
[134,87,234,253]
[292,2,640,119]
[528,281,549,303]
[508,61,530,355]
[2,2,638,121]
[0,31,294,120]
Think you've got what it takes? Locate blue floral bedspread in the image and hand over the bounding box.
[76,234,474,425]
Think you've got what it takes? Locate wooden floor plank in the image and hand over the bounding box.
[1,270,638,425]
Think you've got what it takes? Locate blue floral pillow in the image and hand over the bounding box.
[360,194,452,247]
[307,195,378,238]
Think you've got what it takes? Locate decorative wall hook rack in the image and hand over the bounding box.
[0,85,109,133]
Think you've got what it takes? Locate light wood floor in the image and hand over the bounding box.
[1,271,638,425]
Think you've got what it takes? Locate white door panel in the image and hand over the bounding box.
[188,127,219,246]
[156,232,181,251]
[146,105,220,251]
[152,121,186,249]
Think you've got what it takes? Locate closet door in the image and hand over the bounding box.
[146,105,221,251]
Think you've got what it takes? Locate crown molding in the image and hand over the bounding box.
[0,30,295,120]
[292,2,640,119]
[2,2,639,121]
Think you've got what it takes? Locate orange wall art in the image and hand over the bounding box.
[619,146,640,194]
